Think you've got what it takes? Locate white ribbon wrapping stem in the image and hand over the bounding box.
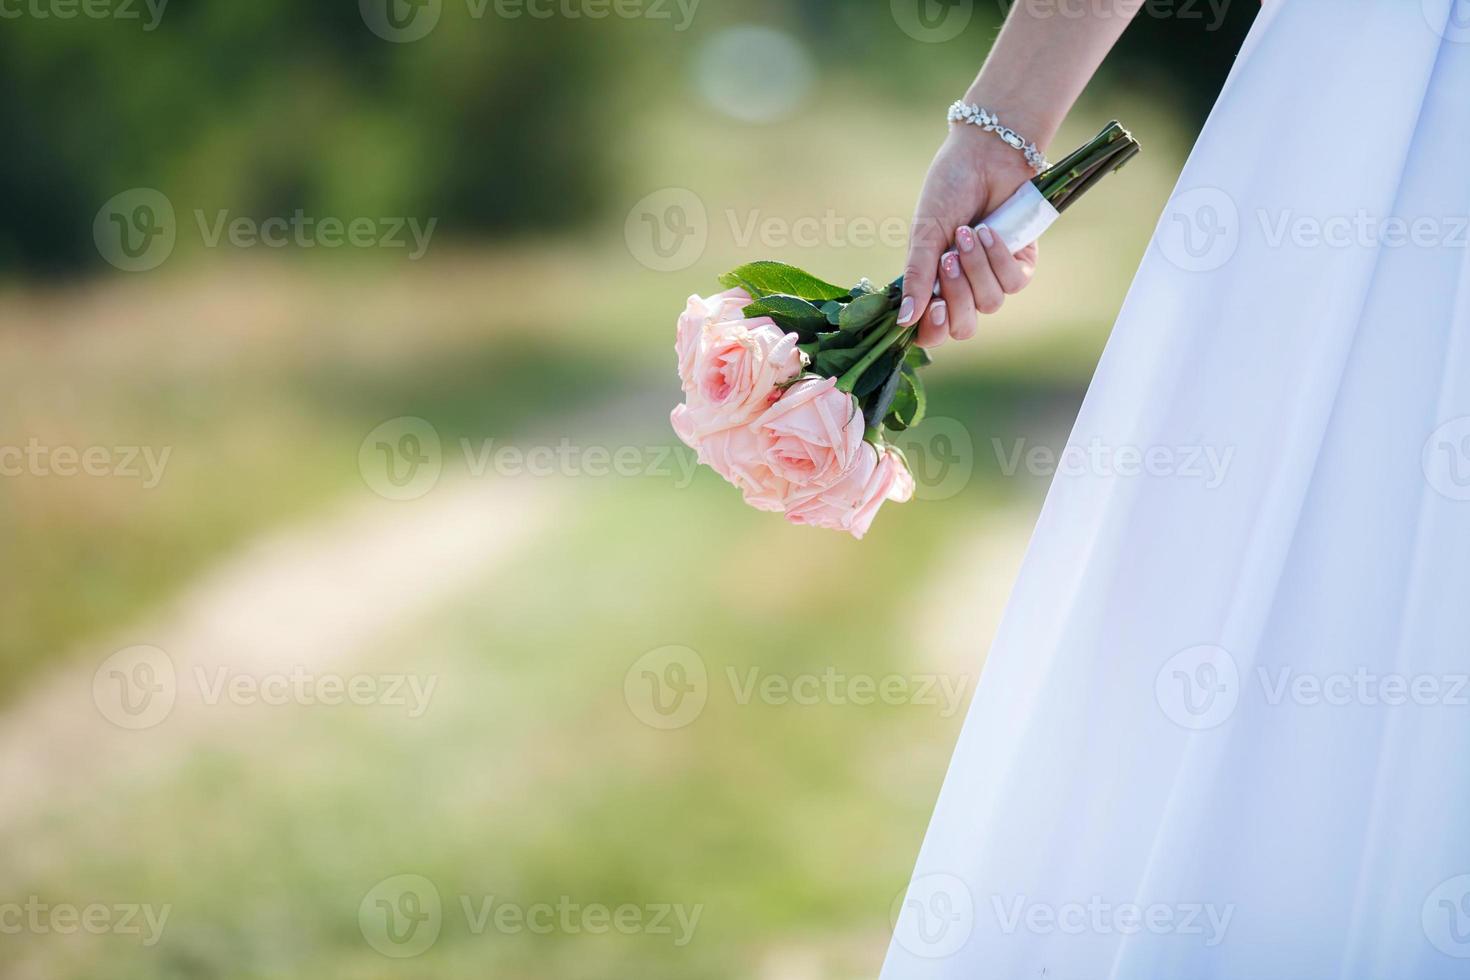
[931,182,1059,295]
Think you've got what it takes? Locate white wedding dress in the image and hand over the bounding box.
[883,1,1470,977]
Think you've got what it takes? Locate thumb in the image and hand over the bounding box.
[899,213,949,327]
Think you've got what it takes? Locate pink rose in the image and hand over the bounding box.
[698,424,790,512]
[670,407,788,511]
[676,317,806,444]
[675,289,751,395]
[785,446,915,539]
[754,377,865,491]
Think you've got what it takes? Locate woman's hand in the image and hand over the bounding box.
[899,126,1040,348]
[894,0,1149,341]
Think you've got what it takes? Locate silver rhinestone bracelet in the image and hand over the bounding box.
[947,100,1050,174]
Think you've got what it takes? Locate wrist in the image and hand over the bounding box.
[959,81,1061,152]
[943,121,1044,204]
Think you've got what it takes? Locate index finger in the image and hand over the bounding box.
[899,215,950,327]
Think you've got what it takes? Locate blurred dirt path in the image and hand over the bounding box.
[0,474,561,831]
[915,503,1036,680]
[752,506,1037,980]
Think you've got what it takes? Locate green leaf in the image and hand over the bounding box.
[852,348,902,399]
[884,363,926,430]
[838,292,890,333]
[811,346,867,377]
[904,346,933,369]
[884,382,915,431]
[742,294,827,340]
[817,330,864,352]
[821,301,844,326]
[717,262,850,302]
[903,362,927,427]
[864,359,904,429]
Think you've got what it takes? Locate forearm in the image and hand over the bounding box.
[963,1,1146,150]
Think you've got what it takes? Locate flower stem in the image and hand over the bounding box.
[1033,121,1140,213]
[836,317,907,392]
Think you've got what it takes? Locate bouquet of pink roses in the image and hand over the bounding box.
[671,121,1139,538]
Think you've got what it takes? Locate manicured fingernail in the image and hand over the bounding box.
[956,226,975,252]
[898,296,915,324]
[931,301,947,327]
[977,224,995,248]
[942,252,961,279]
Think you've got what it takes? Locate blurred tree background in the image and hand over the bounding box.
[0,0,1255,273]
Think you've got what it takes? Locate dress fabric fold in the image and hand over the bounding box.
[882,2,1470,977]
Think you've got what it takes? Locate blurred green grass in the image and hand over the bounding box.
[2,475,993,980]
